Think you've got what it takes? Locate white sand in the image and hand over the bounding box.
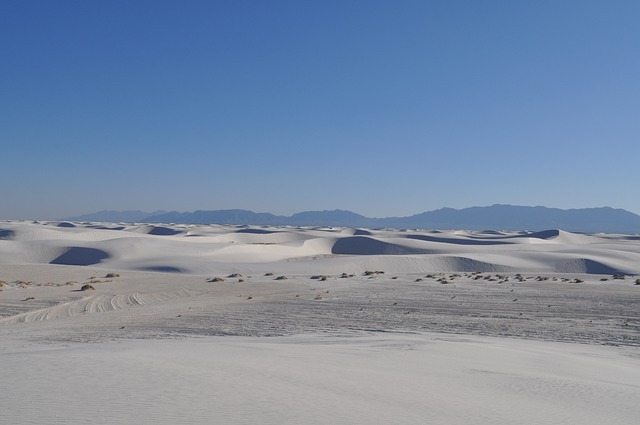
[2,334,639,425]
[1,221,639,424]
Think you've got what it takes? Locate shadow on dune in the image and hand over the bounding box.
[56,222,76,228]
[555,258,627,275]
[406,229,566,245]
[405,234,509,246]
[331,236,430,255]
[0,229,16,240]
[135,266,184,273]
[433,256,515,273]
[50,247,110,266]
[511,229,561,240]
[235,229,279,234]
[147,226,182,236]
[87,225,126,231]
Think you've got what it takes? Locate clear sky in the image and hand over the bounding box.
[2,0,639,219]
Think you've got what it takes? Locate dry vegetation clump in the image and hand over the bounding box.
[340,273,355,278]
[613,274,626,280]
[264,272,274,276]
[207,277,225,282]
[23,296,35,301]
[0,280,8,288]
[80,284,95,291]
[635,279,640,285]
[363,270,385,276]
[105,273,120,278]
[274,275,288,280]
[228,273,243,278]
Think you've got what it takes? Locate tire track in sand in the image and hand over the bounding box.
[0,288,199,324]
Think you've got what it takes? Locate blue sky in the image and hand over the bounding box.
[2,0,639,219]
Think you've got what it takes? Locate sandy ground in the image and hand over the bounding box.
[1,221,639,424]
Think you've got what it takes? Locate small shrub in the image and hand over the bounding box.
[207,277,225,282]
[23,296,35,301]
[613,274,625,280]
[105,273,120,278]
[264,272,274,276]
[228,273,242,278]
[635,279,640,285]
[275,275,288,280]
[80,284,95,291]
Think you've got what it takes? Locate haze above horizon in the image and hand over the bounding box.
[2,1,639,220]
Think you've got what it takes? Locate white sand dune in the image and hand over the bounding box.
[1,220,639,424]
[1,221,640,275]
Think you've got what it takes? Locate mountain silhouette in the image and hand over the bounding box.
[62,204,640,234]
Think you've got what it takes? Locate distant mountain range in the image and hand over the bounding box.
[63,210,168,223]
[61,205,640,234]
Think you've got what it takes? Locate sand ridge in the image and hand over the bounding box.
[1,221,640,275]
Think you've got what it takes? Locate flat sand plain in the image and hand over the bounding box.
[1,221,639,424]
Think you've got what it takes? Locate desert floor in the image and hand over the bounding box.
[1,221,639,424]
